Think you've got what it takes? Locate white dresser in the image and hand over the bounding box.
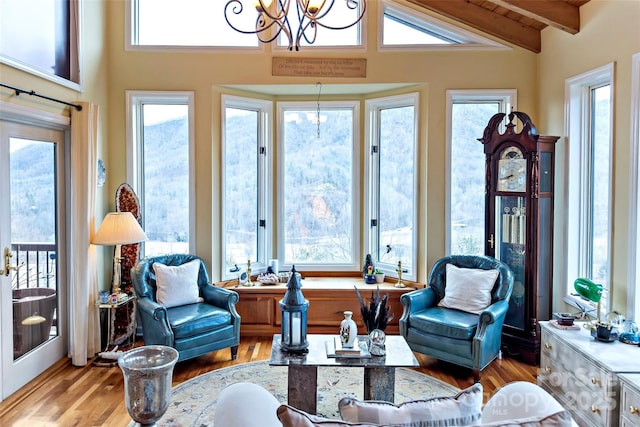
[618,374,640,426]
[538,321,640,427]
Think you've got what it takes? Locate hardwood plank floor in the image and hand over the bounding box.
[0,337,539,426]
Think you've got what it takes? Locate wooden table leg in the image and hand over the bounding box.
[288,365,318,414]
[364,367,395,402]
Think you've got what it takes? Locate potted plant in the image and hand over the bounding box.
[374,268,385,284]
[354,286,394,334]
[364,265,376,284]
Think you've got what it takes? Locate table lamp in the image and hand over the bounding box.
[574,277,604,325]
[93,212,148,297]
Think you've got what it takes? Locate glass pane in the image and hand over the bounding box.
[283,108,353,264]
[280,2,363,48]
[450,102,500,255]
[383,13,453,45]
[225,107,259,266]
[1,0,71,80]
[377,106,414,271]
[540,152,552,193]
[136,0,258,46]
[496,195,526,331]
[142,104,189,255]
[10,138,59,359]
[590,84,611,286]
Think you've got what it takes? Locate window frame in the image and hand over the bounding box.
[126,0,366,53]
[364,92,419,281]
[562,63,614,315]
[630,53,640,319]
[0,0,81,89]
[378,0,507,52]
[221,94,273,280]
[445,89,517,255]
[125,90,196,256]
[276,100,361,272]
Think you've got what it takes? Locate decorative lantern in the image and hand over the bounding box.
[279,265,309,353]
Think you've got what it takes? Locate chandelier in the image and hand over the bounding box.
[224,0,367,51]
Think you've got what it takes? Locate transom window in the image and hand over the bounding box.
[1,0,80,87]
[128,0,364,50]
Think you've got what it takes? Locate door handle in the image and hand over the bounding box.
[1,247,18,276]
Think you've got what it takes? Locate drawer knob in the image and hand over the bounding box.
[544,343,552,350]
[631,406,639,415]
[591,405,599,413]
[591,377,600,385]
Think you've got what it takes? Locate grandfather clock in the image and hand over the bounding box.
[478,111,559,364]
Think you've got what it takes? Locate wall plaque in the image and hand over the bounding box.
[272,57,367,78]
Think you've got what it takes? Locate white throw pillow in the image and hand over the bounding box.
[338,383,483,426]
[154,259,201,308]
[438,264,499,314]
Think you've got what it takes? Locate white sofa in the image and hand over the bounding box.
[214,381,575,426]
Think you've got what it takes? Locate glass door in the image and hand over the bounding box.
[495,195,526,331]
[0,120,67,400]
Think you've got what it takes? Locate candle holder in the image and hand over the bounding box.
[279,265,309,353]
[394,260,406,288]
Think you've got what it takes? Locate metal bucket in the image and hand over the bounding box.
[118,345,179,426]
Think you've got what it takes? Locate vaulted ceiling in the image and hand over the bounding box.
[405,0,591,53]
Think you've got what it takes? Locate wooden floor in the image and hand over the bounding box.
[0,337,539,426]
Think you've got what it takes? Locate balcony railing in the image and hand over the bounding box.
[11,242,57,290]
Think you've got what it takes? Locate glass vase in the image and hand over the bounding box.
[118,345,179,426]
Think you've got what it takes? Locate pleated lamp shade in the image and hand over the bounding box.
[93,212,148,245]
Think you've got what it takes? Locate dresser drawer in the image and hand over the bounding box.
[621,381,640,422]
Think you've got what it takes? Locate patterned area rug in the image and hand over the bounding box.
[138,360,459,427]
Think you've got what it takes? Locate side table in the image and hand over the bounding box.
[96,294,137,351]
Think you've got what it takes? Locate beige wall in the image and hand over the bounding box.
[0,0,112,285]
[539,0,640,315]
[105,0,538,281]
[2,0,637,314]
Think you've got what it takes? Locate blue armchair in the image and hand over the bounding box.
[132,254,241,362]
[400,255,513,382]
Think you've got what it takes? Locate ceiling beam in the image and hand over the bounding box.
[491,0,581,34]
[406,0,541,53]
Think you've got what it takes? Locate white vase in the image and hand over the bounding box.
[340,311,358,348]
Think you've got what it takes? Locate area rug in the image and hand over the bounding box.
[141,360,459,427]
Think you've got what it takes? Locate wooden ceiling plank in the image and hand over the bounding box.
[406,0,541,52]
[491,0,580,34]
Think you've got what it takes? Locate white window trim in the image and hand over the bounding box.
[444,89,517,255]
[276,100,361,272]
[125,0,366,53]
[125,0,266,53]
[562,63,614,313]
[0,0,82,90]
[629,52,640,319]
[378,0,508,52]
[125,90,196,255]
[364,92,419,281]
[221,94,273,280]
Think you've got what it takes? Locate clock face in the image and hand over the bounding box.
[497,147,526,192]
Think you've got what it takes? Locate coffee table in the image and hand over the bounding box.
[269,334,419,414]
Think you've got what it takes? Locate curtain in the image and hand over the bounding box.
[69,102,101,366]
